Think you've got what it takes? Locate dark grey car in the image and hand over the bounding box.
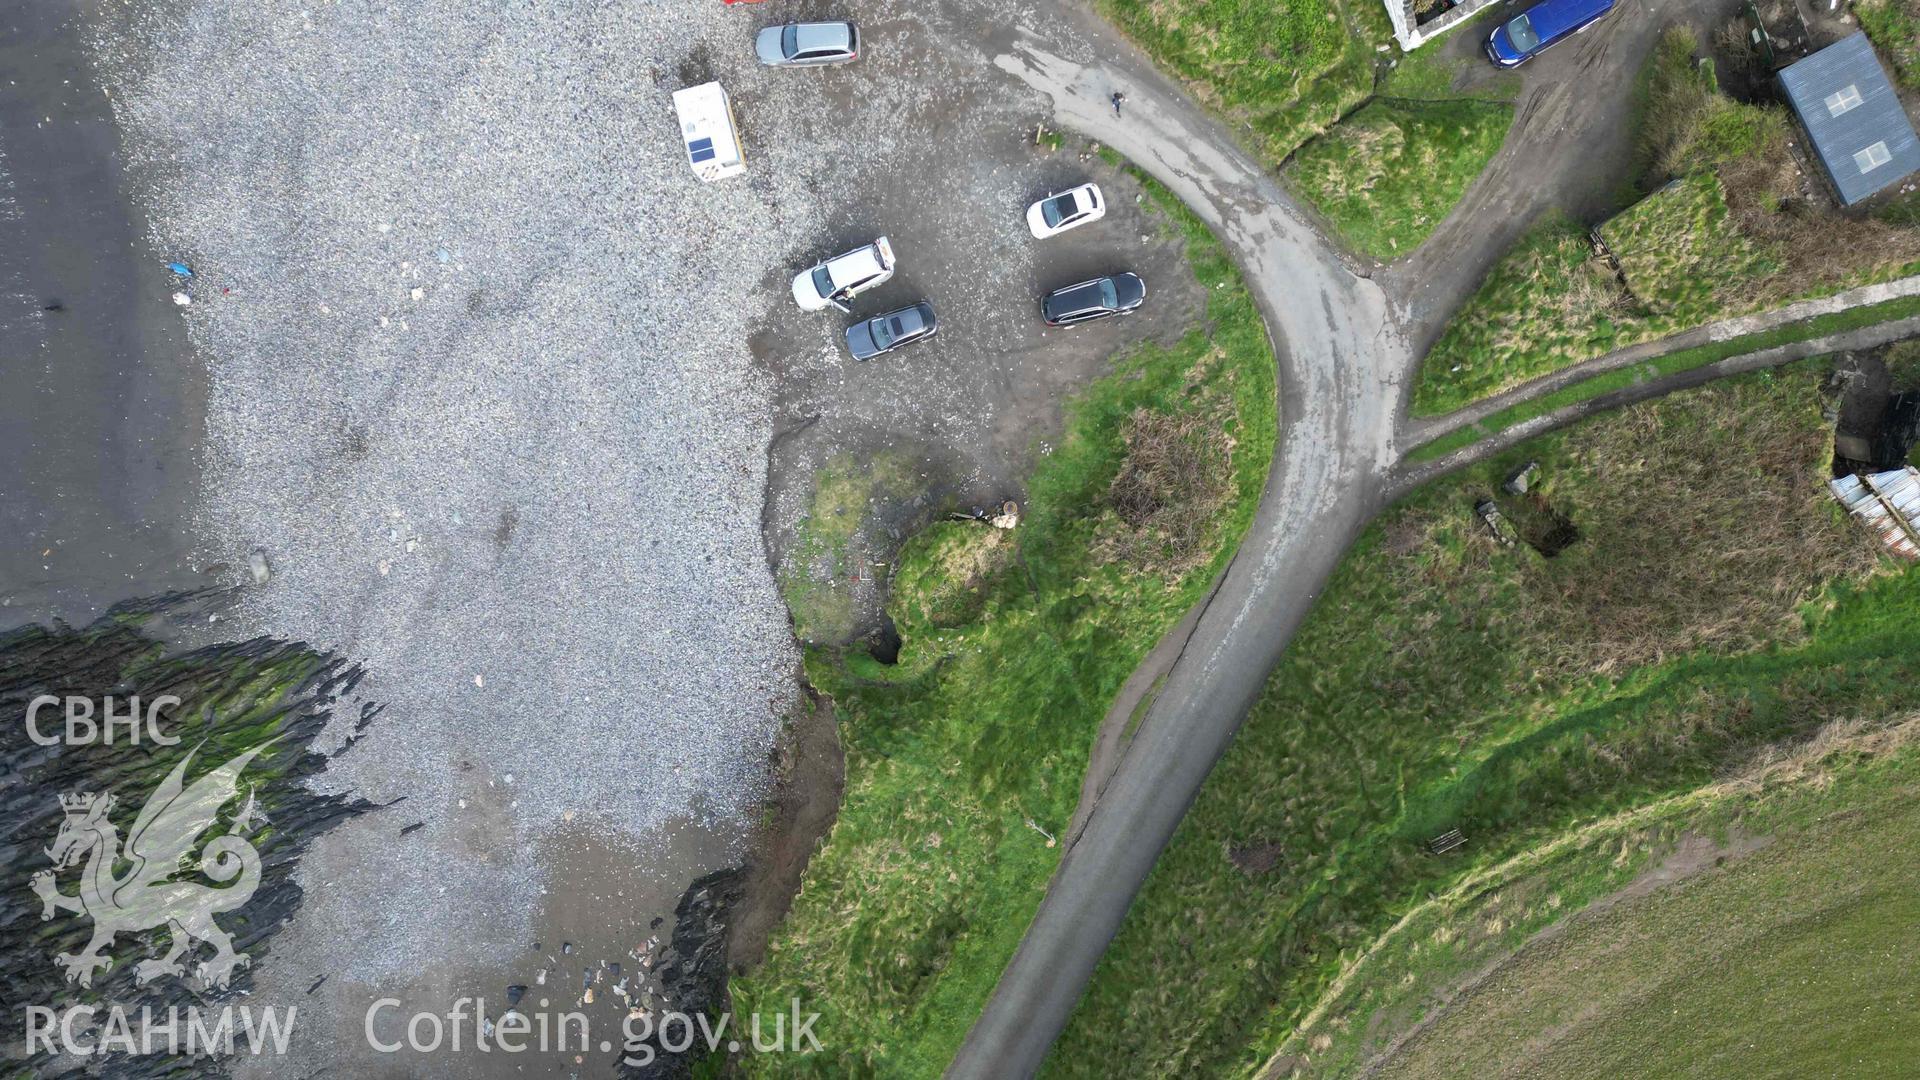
[1041,272,1145,326]
[846,301,937,361]
[755,21,860,67]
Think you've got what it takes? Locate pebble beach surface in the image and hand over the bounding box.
[81,0,847,1053]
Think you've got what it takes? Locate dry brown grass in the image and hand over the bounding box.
[1721,713,1920,792]
[1096,380,1237,579]
[1500,377,1879,676]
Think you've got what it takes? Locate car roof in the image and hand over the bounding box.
[887,305,928,333]
[1524,0,1612,41]
[793,22,854,51]
[1050,279,1109,311]
[824,245,884,286]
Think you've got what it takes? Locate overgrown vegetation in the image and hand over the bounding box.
[735,172,1278,1077]
[1095,382,1239,575]
[1858,0,1920,92]
[1413,26,1920,414]
[1095,0,1389,168]
[780,452,921,645]
[1050,359,1920,1077]
[1099,0,1520,261]
[1284,96,1515,259]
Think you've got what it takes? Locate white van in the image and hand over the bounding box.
[671,82,745,182]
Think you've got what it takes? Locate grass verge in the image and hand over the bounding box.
[1049,358,1920,1077]
[733,171,1278,1078]
[1405,290,1920,463]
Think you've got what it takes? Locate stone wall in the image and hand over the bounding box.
[1387,0,1504,50]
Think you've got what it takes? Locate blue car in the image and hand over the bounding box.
[1486,0,1616,67]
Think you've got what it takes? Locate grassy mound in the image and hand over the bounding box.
[734,173,1278,1078]
[1050,358,1920,1077]
[1096,0,1386,167]
[1286,96,1514,260]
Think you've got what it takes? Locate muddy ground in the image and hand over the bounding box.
[756,124,1205,646]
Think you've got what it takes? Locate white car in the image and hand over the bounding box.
[1026,183,1106,239]
[791,237,896,312]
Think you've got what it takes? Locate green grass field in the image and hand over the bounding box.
[1048,358,1920,1078]
[733,172,1278,1078]
[1411,27,1920,415]
[1368,747,1920,1078]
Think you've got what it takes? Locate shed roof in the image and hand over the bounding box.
[1778,32,1920,205]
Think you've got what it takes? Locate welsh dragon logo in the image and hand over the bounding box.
[32,744,272,990]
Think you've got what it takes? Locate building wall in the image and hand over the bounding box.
[1388,0,1503,49]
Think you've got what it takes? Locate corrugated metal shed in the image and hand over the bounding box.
[1831,467,1920,558]
[1777,32,1920,206]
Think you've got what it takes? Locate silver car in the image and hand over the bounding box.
[791,236,895,312]
[755,22,860,67]
[847,302,937,361]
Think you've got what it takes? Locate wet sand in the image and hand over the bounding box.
[0,0,209,628]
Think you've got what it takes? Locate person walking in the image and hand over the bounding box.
[1110,90,1126,118]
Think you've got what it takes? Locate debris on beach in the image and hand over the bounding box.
[171,291,191,307]
[166,261,193,278]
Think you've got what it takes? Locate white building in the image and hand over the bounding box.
[1382,0,1503,51]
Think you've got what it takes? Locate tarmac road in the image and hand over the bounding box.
[950,7,1407,1076]
[951,0,1768,1075]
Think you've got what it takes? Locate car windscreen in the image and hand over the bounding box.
[1506,14,1540,51]
[811,266,833,298]
[782,25,800,57]
[871,317,899,348]
[1099,278,1118,309]
[1042,194,1076,228]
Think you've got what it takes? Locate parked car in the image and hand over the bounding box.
[756,21,860,67]
[1041,273,1145,326]
[1026,183,1106,239]
[1486,0,1615,67]
[792,237,895,312]
[846,301,937,360]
